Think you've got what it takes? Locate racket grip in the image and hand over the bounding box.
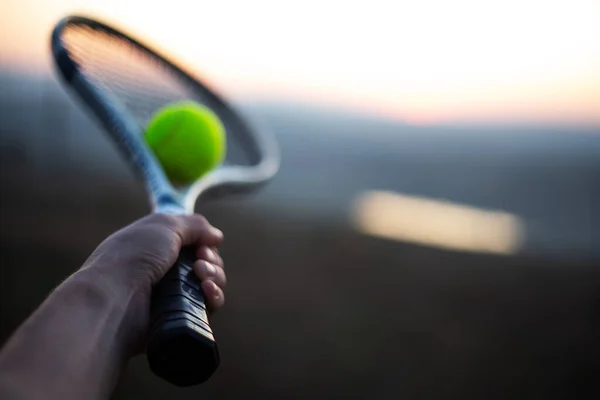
[147,246,219,386]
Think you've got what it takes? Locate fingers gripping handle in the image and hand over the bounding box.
[147,246,220,386]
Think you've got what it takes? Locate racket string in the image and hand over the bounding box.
[63,25,198,127]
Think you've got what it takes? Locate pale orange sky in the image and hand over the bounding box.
[1,0,599,125]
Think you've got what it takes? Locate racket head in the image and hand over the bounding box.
[51,15,279,214]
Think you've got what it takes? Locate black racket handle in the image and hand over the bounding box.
[147,246,219,386]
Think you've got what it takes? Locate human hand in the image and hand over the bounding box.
[80,213,226,351]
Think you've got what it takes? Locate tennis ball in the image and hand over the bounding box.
[145,101,226,184]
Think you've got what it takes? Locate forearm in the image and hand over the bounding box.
[0,268,140,400]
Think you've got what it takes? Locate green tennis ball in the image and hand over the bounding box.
[145,101,226,184]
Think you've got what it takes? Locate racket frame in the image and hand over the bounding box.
[51,15,280,215]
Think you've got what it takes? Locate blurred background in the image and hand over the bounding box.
[1,0,599,398]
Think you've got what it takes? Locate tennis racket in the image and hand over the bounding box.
[51,15,279,386]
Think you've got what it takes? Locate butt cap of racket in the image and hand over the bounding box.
[147,318,220,386]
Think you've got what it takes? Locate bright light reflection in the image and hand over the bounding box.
[351,190,524,255]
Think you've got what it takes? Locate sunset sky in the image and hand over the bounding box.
[1,0,599,125]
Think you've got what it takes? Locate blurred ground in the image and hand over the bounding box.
[1,70,600,399]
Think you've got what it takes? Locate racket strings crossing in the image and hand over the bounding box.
[62,25,200,127]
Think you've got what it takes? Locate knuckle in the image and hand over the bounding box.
[144,213,179,228]
[190,213,209,227]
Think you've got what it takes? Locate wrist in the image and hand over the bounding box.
[68,267,147,356]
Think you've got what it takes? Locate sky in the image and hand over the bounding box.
[1,0,599,125]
